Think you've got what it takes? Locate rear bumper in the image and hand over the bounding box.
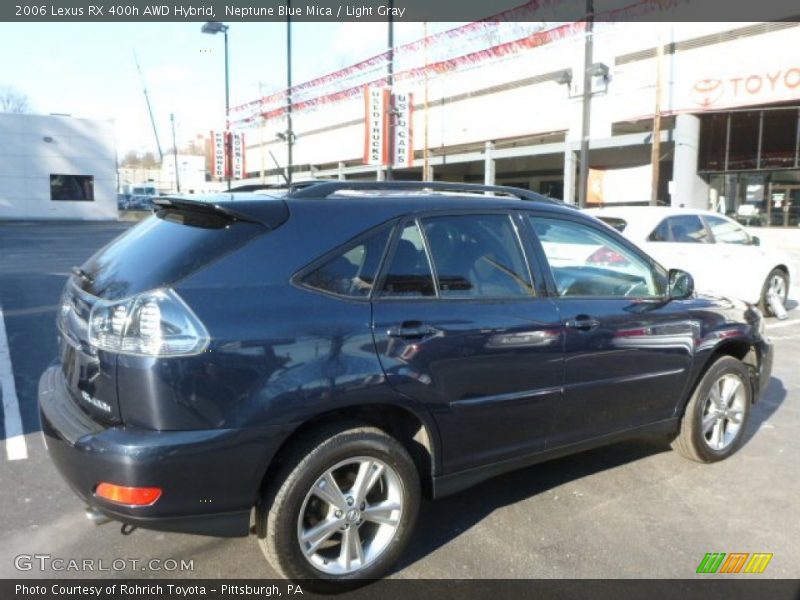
[38,365,294,537]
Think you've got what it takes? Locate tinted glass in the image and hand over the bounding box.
[422,214,532,298]
[706,215,749,245]
[761,109,798,169]
[657,215,710,243]
[698,113,728,172]
[380,222,436,297]
[531,216,663,298]
[728,111,759,171]
[302,227,391,297]
[51,174,94,201]
[80,212,264,300]
[648,219,670,242]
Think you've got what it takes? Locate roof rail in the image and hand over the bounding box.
[228,179,331,194]
[288,180,561,203]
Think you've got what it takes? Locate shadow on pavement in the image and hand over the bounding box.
[398,375,786,573]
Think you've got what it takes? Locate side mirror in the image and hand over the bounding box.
[751,235,761,246]
[669,269,694,300]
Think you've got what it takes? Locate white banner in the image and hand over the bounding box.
[231,132,246,180]
[211,130,225,179]
[363,87,388,165]
[393,92,413,168]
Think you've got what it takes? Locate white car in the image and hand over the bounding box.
[584,207,794,315]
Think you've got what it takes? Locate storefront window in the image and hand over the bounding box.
[699,106,800,227]
[698,113,728,172]
[727,112,759,171]
[761,109,799,169]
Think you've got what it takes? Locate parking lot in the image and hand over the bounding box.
[1,220,799,579]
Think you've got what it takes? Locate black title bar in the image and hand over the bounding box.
[4,0,800,22]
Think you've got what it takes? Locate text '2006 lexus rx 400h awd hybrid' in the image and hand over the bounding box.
[40,181,773,588]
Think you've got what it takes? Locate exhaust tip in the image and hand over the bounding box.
[84,506,111,526]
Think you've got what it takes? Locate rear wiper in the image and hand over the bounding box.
[71,267,94,284]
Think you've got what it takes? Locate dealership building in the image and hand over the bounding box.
[0,113,118,220]
[233,18,800,227]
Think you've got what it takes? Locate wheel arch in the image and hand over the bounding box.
[680,338,759,418]
[258,402,440,501]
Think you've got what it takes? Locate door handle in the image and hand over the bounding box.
[387,322,439,340]
[565,315,600,331]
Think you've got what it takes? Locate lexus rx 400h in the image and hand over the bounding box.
[40,181,773,587]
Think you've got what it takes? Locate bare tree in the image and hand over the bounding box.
[140,152,160,169]
[0,85,30,113]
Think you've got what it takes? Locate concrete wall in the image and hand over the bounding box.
[0,113,118,220]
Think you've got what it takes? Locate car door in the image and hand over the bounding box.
[526,213,696,446]
[371,212,564,474]
[702,214,764,303]
[641,214,714,289]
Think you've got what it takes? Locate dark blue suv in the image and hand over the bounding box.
[39,181,772,586]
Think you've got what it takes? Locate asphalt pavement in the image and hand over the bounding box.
[0,220,798,579]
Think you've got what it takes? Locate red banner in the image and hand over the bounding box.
[363,88,389,165]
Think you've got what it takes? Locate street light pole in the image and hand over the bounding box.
[202,21,231,190]
[385,0,395,181]
[286,1,293,185]
[170,113,180,193]
[223,27,231,191]
[577,0,594,208]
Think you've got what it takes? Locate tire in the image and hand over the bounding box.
[257,423,420,590]
[672,356,752,463]
[759,268,789,317]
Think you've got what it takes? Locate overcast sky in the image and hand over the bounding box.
[0,21,456,154]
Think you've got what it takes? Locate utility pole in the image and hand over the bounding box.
[577,0,594,208]
[286,2,294,185]
[650,26,664,206]
[385,0,395,181]
[258,82,267,185]
[223,26,230,190]
[133,50,164,163]
[423,21,430,181]
[170,113,180,193]
[200,22,231,189]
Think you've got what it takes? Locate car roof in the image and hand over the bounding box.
[161,182,582,225]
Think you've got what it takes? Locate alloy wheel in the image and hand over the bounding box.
[297,457,404,575]
[701,374,747,451]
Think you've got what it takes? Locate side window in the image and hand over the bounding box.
[379,221,436,297]
[301,226,391,297]
[648,219,671,242]
[664,215,710,243]
[706,215,750,244]
[530,216,665,298]
[421,214,533,298]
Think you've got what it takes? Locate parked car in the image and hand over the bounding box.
[585,206,794,316]
[40,182,772,588]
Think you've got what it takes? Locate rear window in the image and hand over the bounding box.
[80,211,264,299]
[597,217,627,232]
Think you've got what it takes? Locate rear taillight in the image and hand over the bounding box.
[88,289,209,357]
[586,246,630,267]
[96,483,162,506]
